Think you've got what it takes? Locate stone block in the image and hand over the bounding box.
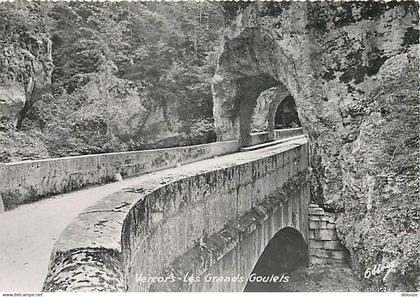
[309,215,321,221]
[310,248,330,258]
[309,208,325,215]
[309,257,328,265]
[323,240,342,250]
[309,220,327,229]
[326,222,335,229]
[317,229,338,241]
[326,217,336,224]
[320,213,336,223]
[309,239,323,249]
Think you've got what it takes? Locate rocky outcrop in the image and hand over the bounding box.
[0,3,53,160]
[0,84,26,129]
[0,29,52,129]
[213,2,419,290]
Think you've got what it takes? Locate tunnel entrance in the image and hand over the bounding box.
[244,227,308,292]
[274,95,301,129]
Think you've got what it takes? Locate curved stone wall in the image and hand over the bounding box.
[43,138,309,292]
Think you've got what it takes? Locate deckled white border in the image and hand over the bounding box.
[0,0,417,295]
[0,0,415,3]
[2,292,418,296]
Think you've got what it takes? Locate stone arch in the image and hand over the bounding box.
[251,86,290,139]
[244,227,308,292]
[237,74,281,147]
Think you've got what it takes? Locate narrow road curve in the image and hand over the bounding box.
[0,136,306,292]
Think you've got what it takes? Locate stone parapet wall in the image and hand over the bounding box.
[0,141,237,210]
[0,130,303,210]
[308,204,348,266]
[274,128,303,140]
[250,127,303,146]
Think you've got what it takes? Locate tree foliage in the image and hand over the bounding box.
[1,1,224,158]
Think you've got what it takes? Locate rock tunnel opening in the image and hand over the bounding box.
[248,85,303,145]
[244,227,308,292]
[236,74,281,147]
[212,27,307,149]
[274,95,302,129]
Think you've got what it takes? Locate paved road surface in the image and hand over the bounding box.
[0,136,306,292]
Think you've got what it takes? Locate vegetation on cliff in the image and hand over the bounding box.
[336,46,419,291]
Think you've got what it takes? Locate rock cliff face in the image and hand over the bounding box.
[214,2,419,290]
[0,3,53,161]
[0,21,53,129]
[0,43,52,128]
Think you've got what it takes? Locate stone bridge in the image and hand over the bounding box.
[0,130,313,292]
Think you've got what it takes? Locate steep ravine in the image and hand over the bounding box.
[214,2,419,291]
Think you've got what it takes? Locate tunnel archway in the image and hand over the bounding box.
[236,74,281,147]
[274,95,302,129]
[244,227,308,292]
[251,86,291,140]
[212,27,306,149]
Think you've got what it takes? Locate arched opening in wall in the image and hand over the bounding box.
[244,227,308,292]
[274,95,301,129]
[250,86,291,139]
[236,74,283,147]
